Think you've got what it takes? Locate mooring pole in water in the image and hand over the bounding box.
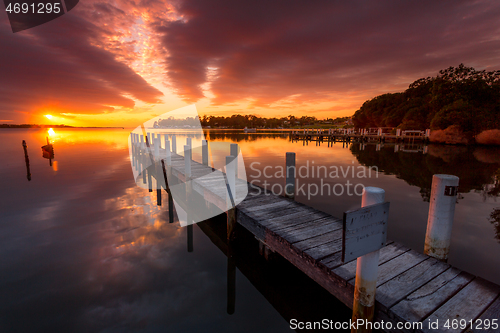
[155,138,162,206]
[202,140,209,166]
[154,137,160,157]
[22,140,31,181]
[226,155,236,241]
[424,174,459,261]
[285,152,296,199]
[184,145,192,180]
[187,224,193,253]
[140,134,145,149]
[161,159,175,224]
[147,168,153,192]
[230,143,239,178]
[142,160,147,184]
[171,135,177,154]
[227,246,236,315]
[352,187,385,333]
[165,140,171,165]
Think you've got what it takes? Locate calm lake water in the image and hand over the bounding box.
[1,128,499,332]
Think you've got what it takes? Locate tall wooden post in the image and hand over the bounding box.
[22,140,31,181]
[187,225,193,252]
[140,134,145,149]
[230,143,239,178]
[226,155,236,241]
[147,168,152,192]
[154,137,160,157]
[184,145,191,179]
[424,174,459,261]
[161,147,174,224]
[352,187,385,333]
[202,140,209,166]
[285,152,296,199]
[165,140,171,165]
[171,135,177,154]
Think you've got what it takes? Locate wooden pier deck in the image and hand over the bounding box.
[133,143,500,333]
[290,129,430,143]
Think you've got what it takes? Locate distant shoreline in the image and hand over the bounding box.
[0,124,124,129]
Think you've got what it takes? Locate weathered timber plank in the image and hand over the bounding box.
[303,238,343,261]
[390,269,473,324]
[264,211,330,232]
[346,250,428,287]
[246,206,306,221]
[320,240,395,271]
[242,200,296,213]
[469,296,500,333]
[275,215,337,234]
[237,194,283,208]
[236,209,266,240]
[374,250,428,287]
[276,217,343,244]
[376,258,450,312]
[420,277,500,333]
[293,228,344,252]
[332,242,410,281]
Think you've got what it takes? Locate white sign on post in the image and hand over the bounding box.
[342,202,390,263]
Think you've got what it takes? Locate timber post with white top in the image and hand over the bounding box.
[202,140,209,166]
[154,137,160,157]
[230,143,239,178]
[351,187,386,333]
[226,155,236,241]
[171,135,177,154]
[424,174,459,261]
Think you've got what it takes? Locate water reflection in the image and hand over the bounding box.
[350,143,500,202]
[22,140,31,181]
[2,128,500,331]
[41,136,55,167]
[490,208,500,242]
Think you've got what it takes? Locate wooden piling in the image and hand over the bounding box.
[184,145,191,179]
[285,152,296,199]
[227,253,236,314]
[424,174,459,261]
[202,140,209,166]
[187,224,193,252]
[140,134,145,149]
[352,187,385,333]
[154,137,160,157]
[22,140,31,181]
[171,135,177,154]
[165,140,171,165]
[230,143,238,178]
[226,155,236,241]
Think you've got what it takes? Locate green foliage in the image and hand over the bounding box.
[353,64,500,136]
[198,114,349,129]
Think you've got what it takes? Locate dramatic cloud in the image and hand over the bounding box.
[0,2,163,122]
[1,0,500,122]
[156,0,500,105]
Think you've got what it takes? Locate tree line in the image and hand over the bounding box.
[352,64,500,138]
[199,115,350,128]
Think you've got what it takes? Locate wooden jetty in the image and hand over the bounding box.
[290,128,431,144]
[131,135,500,333]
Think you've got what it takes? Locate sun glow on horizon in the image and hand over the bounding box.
[45,115,53,120]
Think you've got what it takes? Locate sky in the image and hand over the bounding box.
[1,0,500,127]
